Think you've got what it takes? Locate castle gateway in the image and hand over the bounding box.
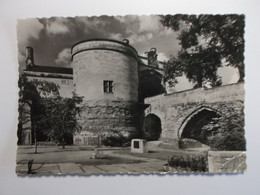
[19,39,244,149]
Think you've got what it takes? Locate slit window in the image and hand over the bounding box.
[104,80,114,93]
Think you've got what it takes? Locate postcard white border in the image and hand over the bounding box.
[0,0,260,194]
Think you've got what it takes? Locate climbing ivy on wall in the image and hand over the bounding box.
[201,109,246,151]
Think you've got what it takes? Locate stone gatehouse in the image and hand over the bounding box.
[19,38,245,149]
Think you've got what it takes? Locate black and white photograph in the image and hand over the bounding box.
[16,14,246,175]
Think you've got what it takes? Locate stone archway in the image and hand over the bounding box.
[178,107,220,147]
[143,114,162,141]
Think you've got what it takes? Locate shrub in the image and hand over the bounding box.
[168,154,208,172]
[102,132,131,147]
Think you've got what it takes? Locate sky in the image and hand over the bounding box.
[17,15,239,91]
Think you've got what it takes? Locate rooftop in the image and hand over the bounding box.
[24,65,73,75]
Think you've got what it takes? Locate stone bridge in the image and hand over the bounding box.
[143,82,245,149]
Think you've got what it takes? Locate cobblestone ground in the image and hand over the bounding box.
[16,145,177,175]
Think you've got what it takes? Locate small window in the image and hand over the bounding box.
[103,80,113,93]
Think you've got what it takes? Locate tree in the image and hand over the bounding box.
[163,57,184,87]
[18,75,60,153]
[40,93,83,149]
[161,14,245,88]
[18,75,83,151]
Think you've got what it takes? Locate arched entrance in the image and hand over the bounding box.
[143,114,162,141]
[178,107,220,147]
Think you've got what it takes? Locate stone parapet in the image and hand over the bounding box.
[143,83,245,147]
[208,151,246,173]
[145,82,244,105]
[71,39,138,61]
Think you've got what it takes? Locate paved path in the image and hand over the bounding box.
[16,146,168,175]
[16,145,211,175]
[16,159,166,175]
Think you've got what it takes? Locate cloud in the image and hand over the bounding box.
[138,15,161,33]
[175,76,194,91]
[16,16,179,72]
[114,15,160,44]
[18,51,26,72]
[116,15,161,34]
[46,17,70,35]
[17,18,44,70]
[17,18,44,45]
[171,66,239,92]
[165,75,193,93]
[76,16,108,34]
[217,66,239,84]
[108,33,123,40]
[55,48,71,67]
[129,32,153,44]
[157,52,169,62]
[115,15,139,34]
[113,15,179,57]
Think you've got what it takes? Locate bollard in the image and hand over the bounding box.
[27,160,33,174]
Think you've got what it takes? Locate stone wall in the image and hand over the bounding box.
[72,40,140,145]
[208,151,246,173]
[72,50,138,101]
[144,83,245,148]
[74,101,140,145]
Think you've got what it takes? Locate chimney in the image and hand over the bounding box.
[25,47,34,69]
[147,48,158,68]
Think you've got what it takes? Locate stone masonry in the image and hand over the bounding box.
[144,82,245,148]
[20,39,245,148]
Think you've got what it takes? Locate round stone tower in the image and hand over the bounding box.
[71,39,139,145]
